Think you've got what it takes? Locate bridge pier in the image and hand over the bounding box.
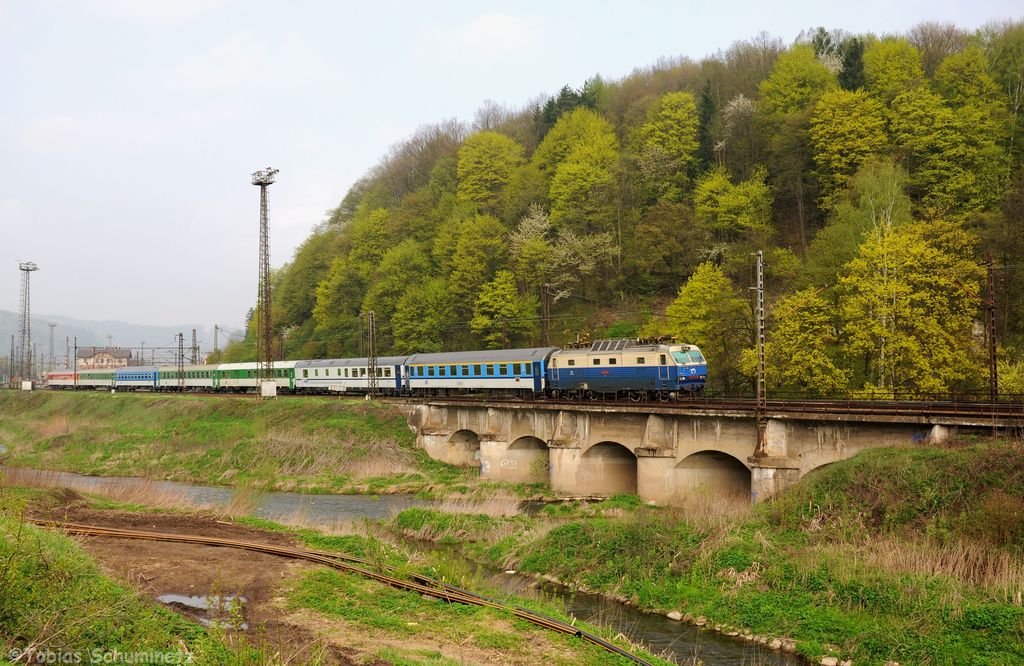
[748,457,802,503]
[480,436,549,483]
[636,448,677,505]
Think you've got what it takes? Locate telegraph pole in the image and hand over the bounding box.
[47,323,56,373]
[986,254,998,402]
[176,333,185,392]
[214,325,219,357]
[252,167,279,398]
[73,337,78,389]
[541,283,551,346]
[753,251,767,457]
[18,262,39,386]
[65,337,70,370]
[8,335,14,387]
[364,311,378,398]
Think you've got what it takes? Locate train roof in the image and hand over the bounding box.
[295,357,409,368]
[114,365,162,373]
[405,347,559,364]
[215,361,300,370]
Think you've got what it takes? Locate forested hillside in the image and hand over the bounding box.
[222,22,1024,397]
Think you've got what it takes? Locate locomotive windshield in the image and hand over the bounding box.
[671,350,705,365]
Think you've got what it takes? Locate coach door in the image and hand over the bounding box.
[533,362,543,393]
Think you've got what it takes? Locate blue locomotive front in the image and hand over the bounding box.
[547,339,706,398]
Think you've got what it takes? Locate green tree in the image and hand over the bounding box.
[447,215,508,311]
[361,240,432,340]
[809,89,888,206]
[644,262,750,392]
[756,288,850,393]
[312,257,366,357]
[456,131,526,213]
[693,167,773,243]
[757,45,836,123]
[532,107,618,174]
[470,270,539,348]
[839,220,982,395]
[548,142,618,234]
[803,160,913,287]
[274,228,339,328]
[392,278,454,353]
[636,91,700,201]
[889,86,1008,215]
[863,38,924,102]
[935,46,1003,108]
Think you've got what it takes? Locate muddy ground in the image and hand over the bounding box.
[30,493,372,665]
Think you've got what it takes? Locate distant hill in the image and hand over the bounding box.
[0,310,215,366]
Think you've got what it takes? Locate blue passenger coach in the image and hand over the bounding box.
[405,348,559,396]
[547,339,706,398]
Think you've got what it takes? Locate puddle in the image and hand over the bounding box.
[157,594,248,630]
[0,444,7,454]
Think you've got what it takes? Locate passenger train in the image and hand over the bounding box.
[46,339,707,400]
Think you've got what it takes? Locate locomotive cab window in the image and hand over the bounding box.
[567,359,575,366]
[608,358,617,365]
[636,357,646,364]
[593,358,601,365]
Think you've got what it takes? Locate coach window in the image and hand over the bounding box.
[498,364,507,375]
[439,366,446,376]
[428,366,435,377]
[449,365,457,376]
[486,365,494,376]
[593,358,601,365]
[608,358,617,365]
[471,364,480,375]
[385,368,392,377]
[461,365,469,375]
[636,357,646,364]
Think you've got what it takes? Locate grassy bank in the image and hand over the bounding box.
[0,390,466,494]
[0,490,263,664]
[387,440,1024,665]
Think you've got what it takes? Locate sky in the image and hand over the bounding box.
[1,0,1020,331]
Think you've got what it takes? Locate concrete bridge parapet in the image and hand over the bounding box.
[400,401,978,504]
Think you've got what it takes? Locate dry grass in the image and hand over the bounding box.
[258,430,419,479]
[435,492,525,517]
[823,537,1024,602]
[663,489,753,532]
[33,415,76,438]
[2,467,199,511]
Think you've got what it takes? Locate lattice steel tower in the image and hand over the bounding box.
[252,167,278,395]
[18,262,39,381]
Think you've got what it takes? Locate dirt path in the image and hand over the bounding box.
[31,497,373,665]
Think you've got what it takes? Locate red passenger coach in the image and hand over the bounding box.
[46,371,76,388]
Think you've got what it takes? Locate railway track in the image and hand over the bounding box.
[30,520,653,665]
[40,386,1024,421]
[392,394,1024,421]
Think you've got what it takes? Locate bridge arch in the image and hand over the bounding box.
[448,429,481,469]
[499,436,549,483]
[675,450,750,497]
[579,441,637,496]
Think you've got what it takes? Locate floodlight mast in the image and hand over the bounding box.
[252,167,278,398]
[18,262,39,383]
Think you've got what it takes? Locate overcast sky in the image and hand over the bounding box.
[1,1,1019,329]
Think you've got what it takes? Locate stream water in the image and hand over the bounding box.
[2,467,802,665]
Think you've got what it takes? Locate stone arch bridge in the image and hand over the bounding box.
[400,399,1017,503]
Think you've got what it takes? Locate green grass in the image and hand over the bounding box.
[386,441,1024,666]
[0,390,469,494]
[0,491,257,664]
